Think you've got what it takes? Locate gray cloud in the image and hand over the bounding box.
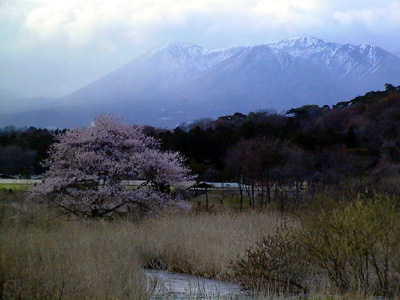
[1,0,399,98]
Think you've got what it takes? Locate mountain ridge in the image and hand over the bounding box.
[1,36,399,128]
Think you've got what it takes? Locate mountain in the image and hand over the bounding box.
[1,37,400,128]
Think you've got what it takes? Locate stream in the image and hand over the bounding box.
[145,269,251,299]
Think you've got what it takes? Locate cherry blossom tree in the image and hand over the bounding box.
[30,114,194,218]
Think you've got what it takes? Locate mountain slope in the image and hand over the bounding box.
[1,37,400,128]
[269,36,400,87]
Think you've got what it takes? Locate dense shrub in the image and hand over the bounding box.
[300,196,400,296]
[231,195,400,297]
[230,233,307,295]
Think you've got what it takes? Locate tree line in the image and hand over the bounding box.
[0,126,58,176]
[151,83,400,207]
[2,84,400,204]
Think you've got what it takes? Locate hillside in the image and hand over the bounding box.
[153,84,400,184]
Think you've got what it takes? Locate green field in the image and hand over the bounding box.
[0,183,31,191]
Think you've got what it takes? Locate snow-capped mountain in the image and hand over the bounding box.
[1,37,399,128]
[269,36,395,81]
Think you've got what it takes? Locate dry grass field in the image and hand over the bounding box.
[0,189,289,299]
[2,188,400,299]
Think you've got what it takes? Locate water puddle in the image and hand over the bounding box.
[145,269,251,299]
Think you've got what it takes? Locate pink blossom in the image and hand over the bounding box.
[30,114,194,218]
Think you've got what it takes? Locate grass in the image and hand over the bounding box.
[2,222,148,299]
[0,183,31,192]
[135,210,289,279]
[2,189,398,299]
[0,190,289,299]
[0,192,148,299]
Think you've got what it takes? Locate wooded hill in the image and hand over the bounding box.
[152,83,400,196]
[1,84,400,198]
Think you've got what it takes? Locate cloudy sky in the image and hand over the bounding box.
[1,0,400,98]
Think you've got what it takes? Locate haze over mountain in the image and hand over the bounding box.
[1,36,400,128]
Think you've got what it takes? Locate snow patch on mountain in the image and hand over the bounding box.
[141,37,397,85]
[145,42,246,74]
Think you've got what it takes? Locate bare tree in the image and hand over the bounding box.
[225,138,284,208]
